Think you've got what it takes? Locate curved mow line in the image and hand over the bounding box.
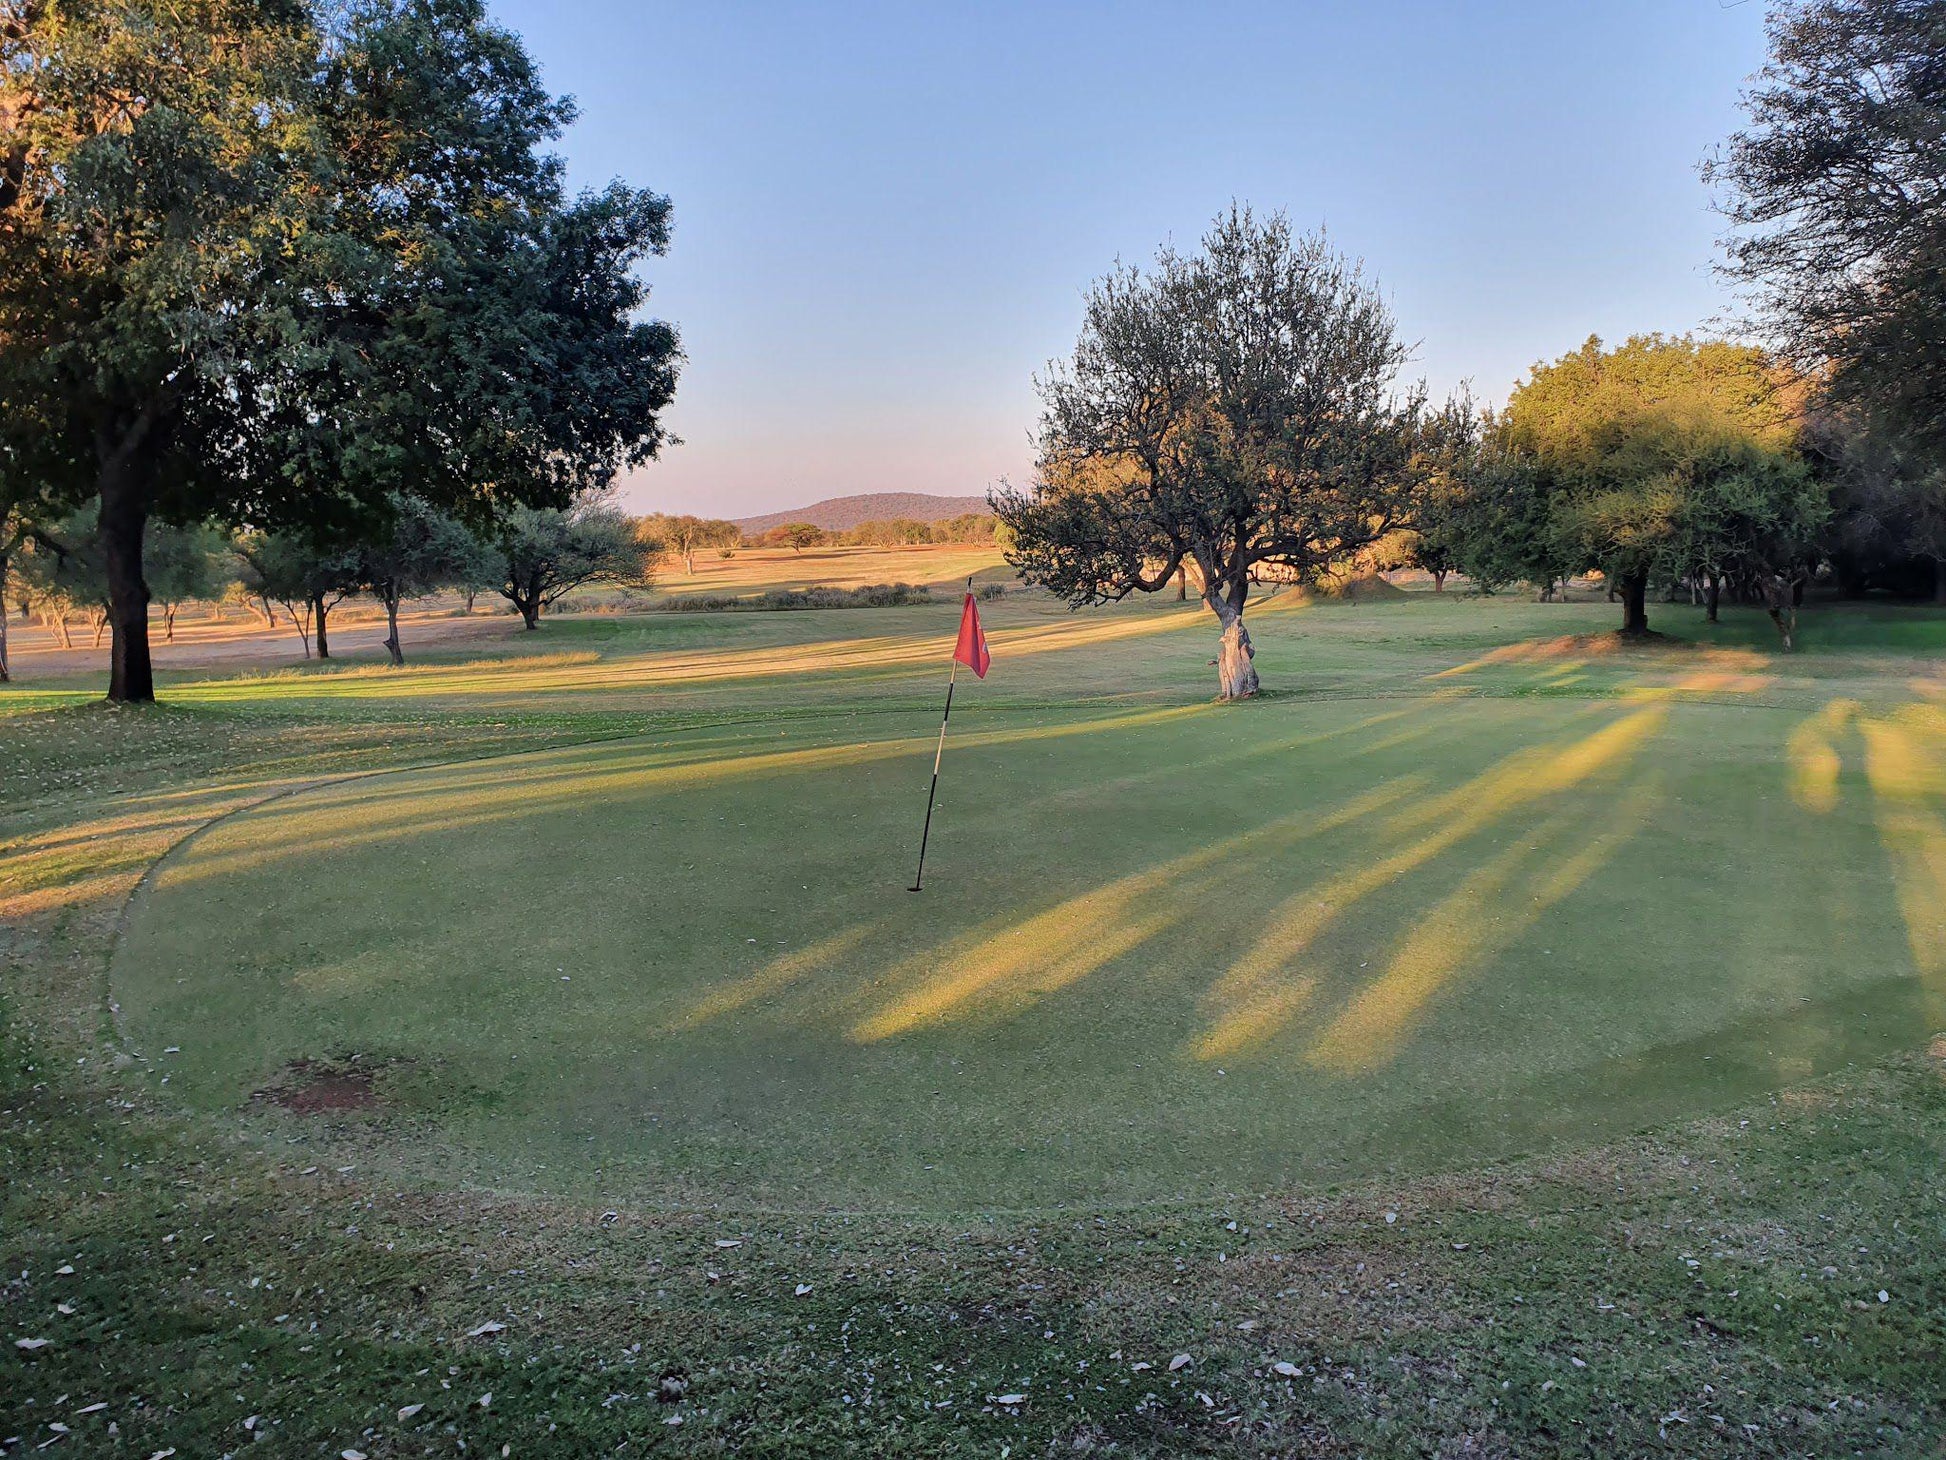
[91,683,1806,1220]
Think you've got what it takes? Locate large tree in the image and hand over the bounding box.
[0,0,680,703]
[494,500,649,629]
[1706,0,1946,459]
[1501,335,1819,635]
[992,208,1427,700]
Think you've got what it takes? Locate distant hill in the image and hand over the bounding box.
[734,492,992,535]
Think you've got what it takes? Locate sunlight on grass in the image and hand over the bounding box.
[851,780,1419,1044]
[1191,705,1668,1060]
[1307,777,1663,1072]
[1858,706,1946,1012]
[1786,698,1859,814]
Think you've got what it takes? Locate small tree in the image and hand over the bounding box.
[347,499,482,666]
[495,501,650,628]
[994,207,1427,699]
[145,523,229,641]
[781,523,826,553]
[1501,335,1812,636]
[639,513,738,574]
[234,529,360,658]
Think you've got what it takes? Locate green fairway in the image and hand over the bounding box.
[100,592,1946,1210]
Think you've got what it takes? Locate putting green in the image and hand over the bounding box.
[113,690,1944,1210]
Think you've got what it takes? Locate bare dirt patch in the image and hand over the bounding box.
[252,1056,398,1114]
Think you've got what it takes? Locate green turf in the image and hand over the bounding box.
[87,590,1946,1211]
[8,589,1946,1454]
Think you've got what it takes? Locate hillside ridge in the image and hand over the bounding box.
[734,491,991,534]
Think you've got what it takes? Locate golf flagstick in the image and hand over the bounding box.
[909,577,990,891]
[908,657,956,892]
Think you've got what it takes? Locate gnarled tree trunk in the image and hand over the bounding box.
[1207,590,1258,700]
[312,592,332,659]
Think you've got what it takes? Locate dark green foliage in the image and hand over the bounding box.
[0,0,680,701]
[1708,0,1946,456]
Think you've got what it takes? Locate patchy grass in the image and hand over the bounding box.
[4,590,1945,1453]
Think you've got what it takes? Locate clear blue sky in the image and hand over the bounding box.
[488,0,1774,518]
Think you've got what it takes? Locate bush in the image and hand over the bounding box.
[658,582,935,613]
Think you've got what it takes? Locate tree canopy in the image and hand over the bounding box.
[0,0,680,701]
[993,207,1428,699]
[1499,335,1824,635]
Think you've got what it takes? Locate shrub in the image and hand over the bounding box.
[658,582,935,613]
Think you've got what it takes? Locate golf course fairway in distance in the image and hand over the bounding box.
[109,684,1941,1213]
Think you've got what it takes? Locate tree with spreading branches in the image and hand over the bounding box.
[993,207,1428,699]
[494,499,650,629]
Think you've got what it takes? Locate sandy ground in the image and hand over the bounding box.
[4,600,526,681]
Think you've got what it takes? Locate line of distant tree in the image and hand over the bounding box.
[4,495,657,677]
[0,500,1011,680]
[741,514,1002,552]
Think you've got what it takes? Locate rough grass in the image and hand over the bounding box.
[4,590,1945,1454]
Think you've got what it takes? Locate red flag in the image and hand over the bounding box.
[953,591,991,678]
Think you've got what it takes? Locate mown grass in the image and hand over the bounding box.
[4,589,1945,1454]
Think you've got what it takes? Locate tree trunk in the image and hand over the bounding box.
[1431,569,1447,593]
[463,588,477,614]
[313,593,332,659]
[163,602,177,641]
[1205,588,1259,700]
[1176,565,1188,601]
[1934,557,1946,606]
[1706,576,1721,623]
[285,600,313,658]
[46,609,73,649]
[381,584,404,666]
[99,460,155,701]
[253,595,276,628]
[519,596,541,630]
[0,574,8,684]
[91,609,108,648]
[1618,569,1651,636]
[684,549,695,574]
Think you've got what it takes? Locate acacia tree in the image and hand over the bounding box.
[639,513,737,574]
[993,208,1425,699]
[495,500,650,628]
[234,529,359,658]
[0,0,680,703]
[1502,335,1817,636]
[347,498,482,666]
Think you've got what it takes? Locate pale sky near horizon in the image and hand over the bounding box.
[487,1,1776,519]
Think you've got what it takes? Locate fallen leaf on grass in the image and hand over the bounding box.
[14,1338,50,1351]
[993,1393,1026,1406]
[398,1404,424,1421]
[715,1239,743,1249]
[794,1284,812,1296]
[1169,1354,1192,1372]
[467,1320,506,1337]
[1272,1362,1300,1378]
